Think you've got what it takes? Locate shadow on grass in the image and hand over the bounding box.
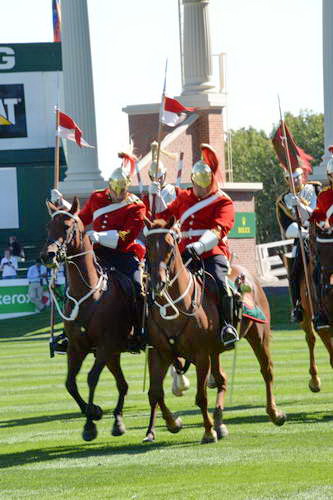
[0,411,89,429]
[0,438,200,469]
[0,310,63,340]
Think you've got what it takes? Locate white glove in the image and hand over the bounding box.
[50,189,71,209]
[86,230,100,244]
[149,182,161,195]
[290,195,298,207]
[186,241,205,257]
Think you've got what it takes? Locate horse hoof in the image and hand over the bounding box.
[201,429,218,444]
[214,424,229,440]
[91,405,103,421]
[167,416,183,434]
[143,432,155,443]
[82,422,97,441]
[112,420,126,437]
[309,378,321,393]
[273,412,287,427]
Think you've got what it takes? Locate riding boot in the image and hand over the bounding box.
[289,279,303,323]
[128,294,146,354]
[50,332,68,355]
[220,294,239,348]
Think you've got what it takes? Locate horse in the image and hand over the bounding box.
[41,197,136,442]
[297,223,333,392]
[143,217,286,444]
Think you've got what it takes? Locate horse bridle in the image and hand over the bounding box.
[145,227,202,320]
[47,210,83,263]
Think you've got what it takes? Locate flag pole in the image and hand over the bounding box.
[277,96,315,319]
[152,59,168,218]
[176,152,184,187]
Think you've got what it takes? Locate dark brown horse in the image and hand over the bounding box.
[143,217,286,444]
[297,225,333,392]
[41,198,135,441]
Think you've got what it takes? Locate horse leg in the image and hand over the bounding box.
[65,347,95,416]
[303,319,321,392]
[195,354,217,444]
[82,358,106,442]
[106,353,128,437]
[210,353,229,439]
[246,323,286,426]
[144,349,182,443]
[317,330,333,372]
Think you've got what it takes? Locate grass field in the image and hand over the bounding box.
[1,294,333,500]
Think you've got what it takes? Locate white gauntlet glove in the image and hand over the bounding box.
[86,230,119,249]
[50,189,71,209]
[186,241,205,258]
[148,182,167,212]
[86,230,100,244]
[149,182,161,196]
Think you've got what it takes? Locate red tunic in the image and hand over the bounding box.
[157,187,235,260]
[310,186,333,225]
[79,188,146,260]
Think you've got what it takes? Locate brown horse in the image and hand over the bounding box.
[143,217,286,444]
[298,225,333,392]
[41,198,135,441]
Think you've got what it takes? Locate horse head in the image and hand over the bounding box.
[41,197,85,268]
[144,215,178,296]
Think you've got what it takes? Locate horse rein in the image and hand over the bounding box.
[48,209,106,322]
[145,227,202,320]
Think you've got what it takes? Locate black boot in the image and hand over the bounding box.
[127,295,146,354]
[289,273,303,323]
[314,311,330,330]
[220,295,239,348]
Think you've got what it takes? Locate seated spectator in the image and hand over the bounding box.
[0,249,18,279]
[8,235,25,261]
[27,258,48,312]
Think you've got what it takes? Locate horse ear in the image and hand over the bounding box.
[166,215,176,229]
[144,216,152,230]
[70,196,80,214]
[46,200,57,216]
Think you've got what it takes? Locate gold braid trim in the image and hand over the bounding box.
[118,230,130,241]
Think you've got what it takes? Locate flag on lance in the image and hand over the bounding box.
[57,111,95,148]
[160,97,196,127]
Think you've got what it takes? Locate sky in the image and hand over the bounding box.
[0,0,323,179]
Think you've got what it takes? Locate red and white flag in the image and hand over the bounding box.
[57,110,95,148]
[160,97,196,127]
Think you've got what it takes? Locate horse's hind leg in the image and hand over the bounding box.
[246,323,286,426]
[144,349,182,443]
[195,354,217,444]
[82,358,106,442]
[106,353,128,437]
[317,330,333,371]
[210,353,229,439]
[303,319,321,392]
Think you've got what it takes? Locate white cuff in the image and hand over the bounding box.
[198,230,219,252]
[97,230,119,249]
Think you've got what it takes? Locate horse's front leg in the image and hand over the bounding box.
[195,353,216,444]
[106,353,128,436]
[246,323,286,426]
[65,345,97,415]
[143,348,182,443]
[210,353,229,439]
[82,357,106,441]
[302,318,321,392]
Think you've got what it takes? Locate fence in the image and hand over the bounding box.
[256,239,293,283]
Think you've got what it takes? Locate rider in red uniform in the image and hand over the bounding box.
[51,153,146,353]
[152,143,238,347]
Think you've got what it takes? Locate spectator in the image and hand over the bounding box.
[8,235,25,262]
[0,249,18,279]
[54,263,66,304]
[27,258,48,312]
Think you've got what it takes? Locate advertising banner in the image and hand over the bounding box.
[229,212,256,239]
[0,83,27,138]
[0,279,49,320]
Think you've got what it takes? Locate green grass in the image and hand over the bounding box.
[1,295,333,499]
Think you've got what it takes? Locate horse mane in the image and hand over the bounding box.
[150,219,169,229]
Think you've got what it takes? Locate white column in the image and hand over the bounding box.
[316,0,333,181]
[181,0,216,95]
[59,0,104,198]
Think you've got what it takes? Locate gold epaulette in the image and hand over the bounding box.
[275,192,296,221]
[95,188,105,192]
[127,193,143,205]
[319,185,331,193]
[308,181,322,187]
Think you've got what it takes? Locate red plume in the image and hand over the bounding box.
[200,143,219,173]
[118,152,137,177]
[328,145,333,154]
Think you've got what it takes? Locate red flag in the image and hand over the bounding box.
[57,111,94,148]
[160,97,196,127]
[272,121,313,179]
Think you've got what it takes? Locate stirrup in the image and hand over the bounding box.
[221,324,239,346]
[51,332,68,355]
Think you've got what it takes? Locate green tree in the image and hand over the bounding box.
[229,111,324,243]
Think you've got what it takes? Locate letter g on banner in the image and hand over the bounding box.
[0,47,15,70]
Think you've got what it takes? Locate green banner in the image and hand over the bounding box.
[0,280,49,319]
[0,43,62,73]
[229,212,256,239]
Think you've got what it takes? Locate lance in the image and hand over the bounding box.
[176,152,184,187]
[152,59,168,218]
[278,97,315,319]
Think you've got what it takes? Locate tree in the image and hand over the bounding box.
[228,111,324,243]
